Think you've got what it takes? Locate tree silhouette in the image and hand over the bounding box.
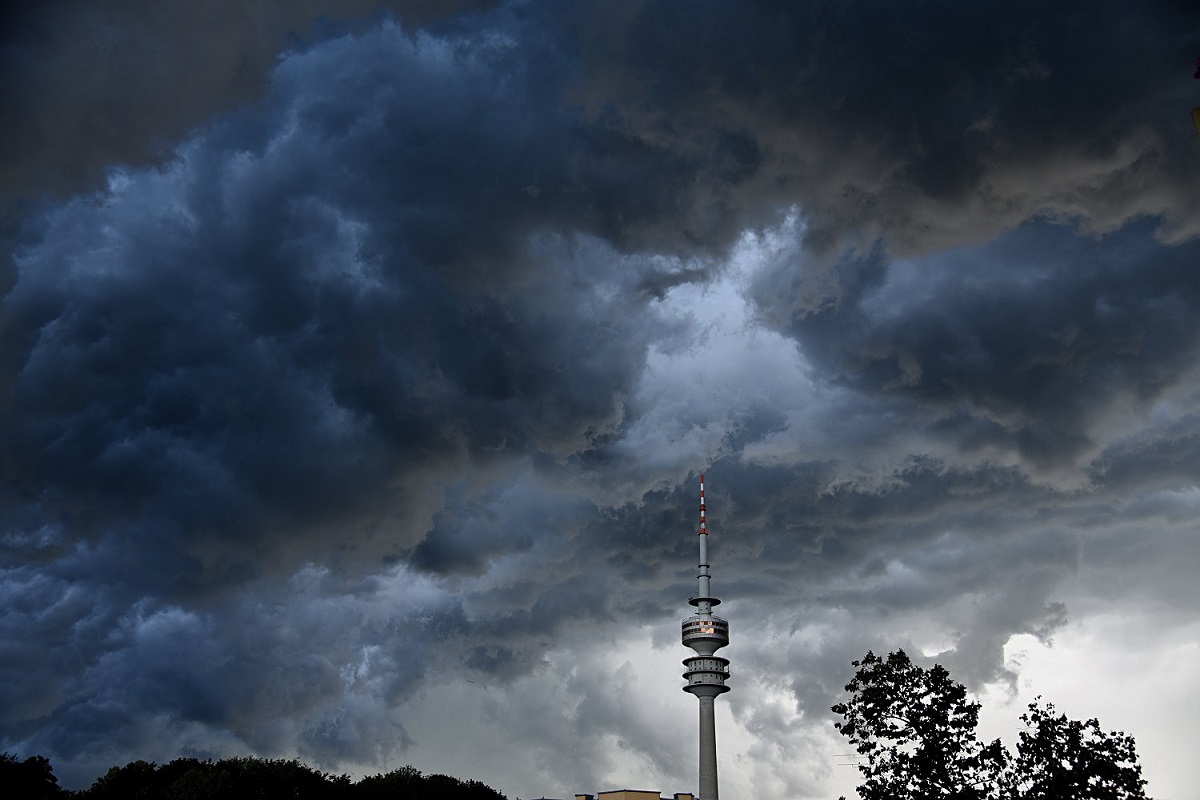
[0,753,70,799]
[355,765,429,799]
[354,766,508,800]
[831,650,1007,799]
[832,650,1148,800]
[83,759,161,800]
[81,757,348,800]
[2,753,511,800]
[55,758,511,800]
[1011,701,1147,800]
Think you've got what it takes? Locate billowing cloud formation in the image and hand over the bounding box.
[751,219,1200,470]
[565,1,1200,249]
[2,2,1199,799]
[0,1,500,212]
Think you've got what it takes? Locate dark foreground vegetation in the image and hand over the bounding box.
[834,650,1149,800]
[0,753,509,800]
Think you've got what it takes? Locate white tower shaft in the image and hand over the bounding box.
[698,696,718,800]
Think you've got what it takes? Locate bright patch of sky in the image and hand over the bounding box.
[978,622,1200,800]
[619,217,823,476]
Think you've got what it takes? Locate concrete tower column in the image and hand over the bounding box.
[698,696,718,800]
[681,473,729,800]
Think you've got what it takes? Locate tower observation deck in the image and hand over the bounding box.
[681,473,729,800]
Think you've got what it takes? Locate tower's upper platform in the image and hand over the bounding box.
[681,614,730,652]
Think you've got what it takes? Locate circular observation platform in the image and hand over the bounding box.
[682,614,729,656]
[683,654,730,696]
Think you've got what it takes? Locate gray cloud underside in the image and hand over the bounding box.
[2,1,1199,795]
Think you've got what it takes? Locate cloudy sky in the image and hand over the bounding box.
[2,2,1199,798]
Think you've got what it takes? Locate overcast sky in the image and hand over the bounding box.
[2,2,1199,798]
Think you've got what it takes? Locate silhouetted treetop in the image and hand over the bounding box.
[832,649,1148,800]
[1,753,71,800]
[0,754,510,800]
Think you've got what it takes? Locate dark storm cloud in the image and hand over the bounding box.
[564,0,1200,252]
[0,12,734,774]
[1,20,692,594]
[750,220,1200,469]
[5,0,1197,268]
[0,0,499,216]
[2,558,466,785]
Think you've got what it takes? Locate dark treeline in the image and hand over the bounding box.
[2,752,510,800]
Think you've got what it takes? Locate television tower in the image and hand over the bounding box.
[681,473,730,800]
